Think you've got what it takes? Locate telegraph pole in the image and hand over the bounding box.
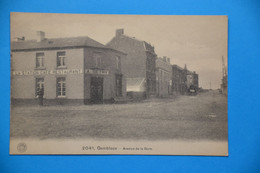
[222,56,224,78]
[222,56,226,77]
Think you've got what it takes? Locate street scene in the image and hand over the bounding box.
[11,90,227,141]
[10,13,228,155]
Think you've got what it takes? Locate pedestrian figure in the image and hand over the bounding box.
[37,88,44,106]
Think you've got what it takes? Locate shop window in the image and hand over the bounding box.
[57,77,66,97]
[35,78,44,97]
[116,74,122,97]
[57,51,66,67]
[36,52,44,68]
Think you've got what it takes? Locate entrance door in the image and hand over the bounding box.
[90,77,103,104]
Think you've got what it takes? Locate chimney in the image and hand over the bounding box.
[116,29,124,37]
[163,56,167,62]
[184,64,187,70]
[37,31,45,42]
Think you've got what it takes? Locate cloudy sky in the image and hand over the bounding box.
[11,13,228,89]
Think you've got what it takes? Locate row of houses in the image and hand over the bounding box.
[11,29,199,105]
[107,29,199,98]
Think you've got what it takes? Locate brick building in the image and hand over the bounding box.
[11,31,127,105]
[107,29,157,98]
[156,56,172,97]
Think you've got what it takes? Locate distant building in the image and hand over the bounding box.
[107,29,157,98]
[171,65,187,94]
[156,56,172,97]
[186,70,199,89]
[11,31,127,105]
[193,72,199,89]
[172,64,199,94]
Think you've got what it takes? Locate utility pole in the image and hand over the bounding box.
[222,56,227,77]
[222,56,224,78]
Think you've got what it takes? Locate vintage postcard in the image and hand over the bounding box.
[10,13,228,155]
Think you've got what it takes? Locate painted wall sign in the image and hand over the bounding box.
[85,69,109,75]
[11,69,109,76]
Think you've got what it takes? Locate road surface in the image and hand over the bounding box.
[10,91,228,141]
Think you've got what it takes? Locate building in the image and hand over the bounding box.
[192,72,199,89]
[107,29,157,98]
[183,64,199,94]
[172,64,199,95]
[11,31,127,105]
[171,65,187,95]
[186,70,199,89]
[156,56,172,97]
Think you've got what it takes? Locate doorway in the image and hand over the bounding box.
[90,77,103,104]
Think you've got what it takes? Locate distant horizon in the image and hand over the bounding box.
[11,13,228,89]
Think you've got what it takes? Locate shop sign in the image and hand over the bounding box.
[85,69,109,75]
[12,68,109,76]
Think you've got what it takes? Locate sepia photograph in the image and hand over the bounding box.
[10,13,228,155]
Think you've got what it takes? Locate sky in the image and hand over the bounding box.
[11,13,228,89]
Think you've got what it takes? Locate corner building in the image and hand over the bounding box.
[11,32,127,105]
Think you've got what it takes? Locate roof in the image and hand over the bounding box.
[107,34,155,54]
[122,35,155,52]
[119,34,144,43]
[172,64,197,74]
[11,36,111,51]
[172,64,184,71]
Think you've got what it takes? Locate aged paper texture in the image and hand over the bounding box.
[10,13,228,155]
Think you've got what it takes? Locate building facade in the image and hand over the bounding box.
[171,65,187,95]
[156,56,172,97]
[192,72,199,89]
[11,32,127,105]
[172,64,199,95]
[107,29,157,98]
[186,70,199,89]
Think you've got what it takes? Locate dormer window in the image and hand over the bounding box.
[57,51,66,68]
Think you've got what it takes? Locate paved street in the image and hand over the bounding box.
[10,91,228,141]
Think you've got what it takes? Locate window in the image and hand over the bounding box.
[36,52,44,68]
[116,74,122,97]
[116,56,121,70]
[57,77,66,97]
[57,51,66,67]
[35,78,44,97]
[93,53,102,68]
